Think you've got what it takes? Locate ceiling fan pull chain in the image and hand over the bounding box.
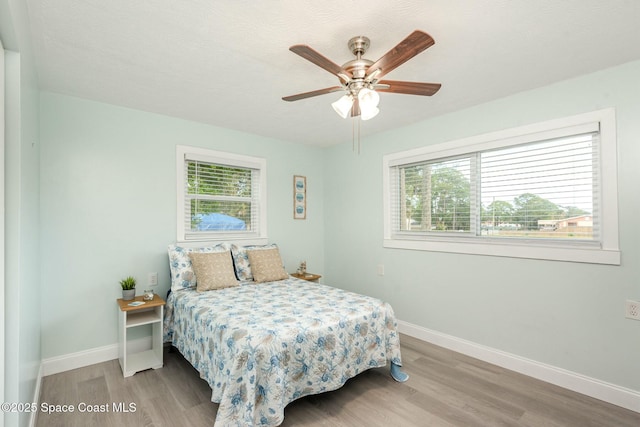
[352,116,362,154]
[358,117,361,155]
[352,117,356,152]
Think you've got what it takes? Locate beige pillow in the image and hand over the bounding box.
[188,251,239,292]
[247,247,289,283]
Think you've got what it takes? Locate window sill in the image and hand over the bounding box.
[177,237,268,248]
[383,237,621,265]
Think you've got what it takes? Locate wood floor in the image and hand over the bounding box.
[36,334,640,426]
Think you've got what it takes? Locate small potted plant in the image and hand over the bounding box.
[120,276,137,301]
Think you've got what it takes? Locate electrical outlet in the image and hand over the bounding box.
[625,300,640,320]
[377,264,385,276]
[148,272,158,286]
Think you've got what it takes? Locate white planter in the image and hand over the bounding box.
[122,289,136,301]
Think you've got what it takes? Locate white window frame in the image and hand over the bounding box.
[383,108,620,265]
[176,145,267,245]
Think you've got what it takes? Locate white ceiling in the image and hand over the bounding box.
[24,0,640,146]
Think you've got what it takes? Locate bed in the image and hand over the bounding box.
[164,243,405,426]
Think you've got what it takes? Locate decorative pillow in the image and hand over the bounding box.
[246,247,289,283]
[168,243,230,292]
[188,251,239,291]
[230,243,279,281]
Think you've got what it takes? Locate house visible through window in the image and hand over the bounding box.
[383,109,620,265]
[176,146,267,243]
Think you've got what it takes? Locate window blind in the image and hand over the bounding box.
[183,158,261,239]
[390,131,599,241]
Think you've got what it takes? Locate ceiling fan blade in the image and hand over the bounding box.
[289,45,352,81]
[376,80,441,96]
[282,86,344,102]
[366,30,435,80]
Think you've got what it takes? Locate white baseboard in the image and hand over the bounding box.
[41,337,151,377]
[33,337,153,427]
[398,320,640,413]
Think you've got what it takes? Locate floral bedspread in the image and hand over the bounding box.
[163,277,403,426]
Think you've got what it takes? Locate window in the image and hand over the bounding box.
[176,146,267,243]
[383,109,620,265]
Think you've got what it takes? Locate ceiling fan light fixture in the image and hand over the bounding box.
[360,105,379,121]
[357,87,380,108]
[332,94,354,119]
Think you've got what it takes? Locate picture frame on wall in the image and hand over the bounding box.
[293,175,306,219]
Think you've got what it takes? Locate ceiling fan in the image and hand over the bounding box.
[282,30,441,121]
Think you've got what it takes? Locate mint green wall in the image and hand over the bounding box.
[3,1,41,425]
[324,60,640,392]
[39,93,325,358]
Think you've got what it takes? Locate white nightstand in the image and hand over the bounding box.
[116,294,165,377]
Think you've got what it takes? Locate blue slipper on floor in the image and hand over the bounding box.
[390,362,409,382]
